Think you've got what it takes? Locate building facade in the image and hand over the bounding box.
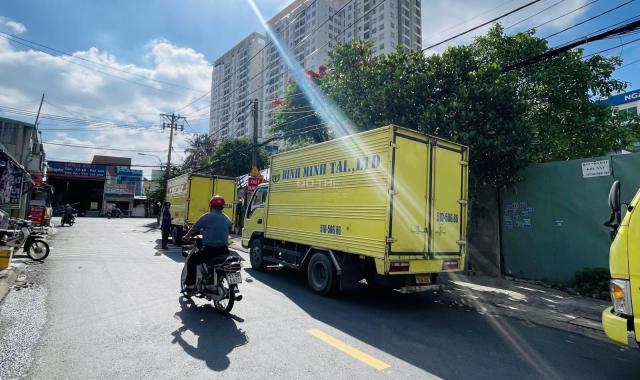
[208,0,423,144]
[342,0,422,55]
[261,0,345,139]
[261,0,422,140]
[607,88,640,118]
[209,32,266,142]
[47,155,146,217]
[0,117,46,218]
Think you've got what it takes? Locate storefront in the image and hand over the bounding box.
[47,161,106,215]
[0,150,27,218]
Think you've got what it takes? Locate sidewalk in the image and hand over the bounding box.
[435,273,608,342]
[0,258,27,303]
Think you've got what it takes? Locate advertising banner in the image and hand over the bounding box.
[9,174,23,207]
[48,161,106,179]
[104,183,135,196]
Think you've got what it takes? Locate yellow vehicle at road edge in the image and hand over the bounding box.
[242,125,469,295]
[602,180,640,346]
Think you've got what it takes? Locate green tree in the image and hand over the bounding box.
[207,137,270,177]
[147,165,185,203]
[183,134,216,171]
[321,26,639,187]
[270,69,330,147]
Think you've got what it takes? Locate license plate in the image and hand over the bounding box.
[227,272,242,284]
[415,274,431,285]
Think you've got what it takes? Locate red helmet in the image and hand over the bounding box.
[210,195,225,210]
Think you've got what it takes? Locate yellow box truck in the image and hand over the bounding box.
[602,181,640,346]
[242,125,469,295]
[166,174,237,244]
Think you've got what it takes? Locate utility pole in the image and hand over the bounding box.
[160,113,185,193]
[251,98,259,168]
[34,93,45,133]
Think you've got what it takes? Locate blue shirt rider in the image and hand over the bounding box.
[182,195,231,291]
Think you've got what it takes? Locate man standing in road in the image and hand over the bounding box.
[161,202,173,250]
[182,195,230,292]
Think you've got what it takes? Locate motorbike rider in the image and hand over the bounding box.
[182,195,231,293]
[63,204,74,224]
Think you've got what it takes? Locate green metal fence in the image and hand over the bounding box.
[501,152,640,283]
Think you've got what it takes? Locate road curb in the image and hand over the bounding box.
[0,261,27,303]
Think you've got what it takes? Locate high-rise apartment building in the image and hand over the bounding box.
[343,0,422,54]
[261,0,345,141]
[209,32,266,141]
[208,0,423,143]
[261,0,422,139]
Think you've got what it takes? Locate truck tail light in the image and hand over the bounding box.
[442,260,459,270]
[390,262,410,272]
[610,279,633,316]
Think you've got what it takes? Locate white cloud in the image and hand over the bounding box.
[0,16,27,34]
[422,0,590,53]
[0,28,209,176]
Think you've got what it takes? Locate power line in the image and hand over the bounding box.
[504,18,640,70]
[529,0,600,31]
[542,0,637,40]
[42,141,168,152]
[0,33,188,97]
[437,0,519,35]
[616,56,640,69]
[45,158,167,168]
[0,31,203,93]
[422,0,545,51]
[581,35,640,59]
[504,0,567,31]
[0,104,165,132]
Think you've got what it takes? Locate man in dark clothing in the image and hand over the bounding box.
[62,204,74,225]
[182,195,230,291]
[161,202,173,249]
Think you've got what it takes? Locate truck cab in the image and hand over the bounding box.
[241,184,268,249]
[603,180,640,346]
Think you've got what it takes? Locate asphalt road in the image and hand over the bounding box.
[1,218,640,379]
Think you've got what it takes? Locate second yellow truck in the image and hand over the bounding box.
[166,173,237,244]
[242,125,469,295]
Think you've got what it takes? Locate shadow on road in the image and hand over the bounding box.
[153,240,186,263]
[171,297,248,371]
[244,267,640,379]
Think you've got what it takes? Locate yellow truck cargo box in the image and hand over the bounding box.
[263,124,468,264]
[166,174,237,228]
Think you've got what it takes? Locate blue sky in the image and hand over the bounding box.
[0,0,638,174]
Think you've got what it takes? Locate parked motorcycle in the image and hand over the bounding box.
[180,237,243,314]
[1,219,50,261]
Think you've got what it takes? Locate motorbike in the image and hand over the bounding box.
[61,212,76,226]
[0,219,50,261]
[107,208,123,219]
[180,237,243,314]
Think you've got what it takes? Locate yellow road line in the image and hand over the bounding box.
[307,329,391,371]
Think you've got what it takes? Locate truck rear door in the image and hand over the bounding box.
[390,134,429,254]
[430,142,467,254]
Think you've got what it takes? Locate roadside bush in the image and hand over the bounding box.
[573,268,610,299]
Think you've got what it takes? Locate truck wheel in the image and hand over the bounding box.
[249,239,266,271]
[172,226,183,246]
[307,252,338,296]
